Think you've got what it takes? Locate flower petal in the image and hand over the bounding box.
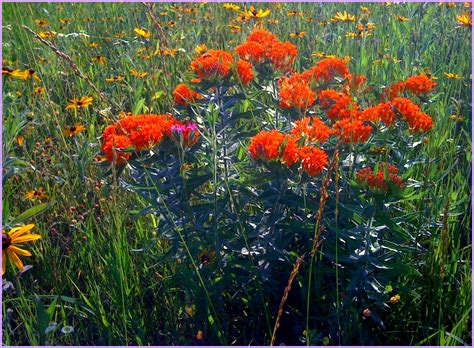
[9,245,32,257]
[9,224,35,239]
[12,234,41,244]
[2,250,6,275]
[7,248,24,271]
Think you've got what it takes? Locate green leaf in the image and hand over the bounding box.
[133,98,147,115]
[10,202,54,225]
[152,91,164,100]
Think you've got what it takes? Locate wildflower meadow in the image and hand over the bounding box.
[2,2,472,346]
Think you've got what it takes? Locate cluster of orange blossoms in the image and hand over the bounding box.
[191,49,233,80]
[235,28,298,73]
[189,49,254,86]
[356,162,404,192]
[384,74,438,99]
[173,84,203,107]
[278,54,435,134]
[248,116,332,176]
[101,114,200,164]
[278,57,350,111]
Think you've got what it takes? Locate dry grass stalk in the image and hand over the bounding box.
[142,2,169,46]
[311,146,339,256]
[270,253,306,346]
[21,25,119,117]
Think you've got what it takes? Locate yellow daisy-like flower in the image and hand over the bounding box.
[39,31,57,39]
[245,5,271,19]
[130,68,148,78]
[60,18,72,25]
[456,13,472,26]
[396,15,410,21]
[2,224,41,275]
[94,155,107,163]
[223,3,240,11]
[389,294,401,304]
[34,86,45,94]
[331,11,356,23]
[444,72,463,79]
[194,44,207,55]
[235,13,250,22]
[105,75,124,83]
[7,69,41,81]
[64,123,86,137]
[449,114,464,122]
[35,19,50,27]
[24,188,47,201]
[88,42,100,48]
[91,56,107,65]
[66,96,93,110]
[134,27,151,38]
[345,32,359,38]
[360,6,371,14]
[290,31,306,38]
[227,24,241,33]
[287,10,303,17]
[366,22,376,30]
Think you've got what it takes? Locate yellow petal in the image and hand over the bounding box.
[9,245,32,257]
[12,234,41,244]
[7,248,24,271]
[2,250,6,275]
[9,224,35,239]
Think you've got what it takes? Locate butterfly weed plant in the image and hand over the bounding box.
[98,27,439,345]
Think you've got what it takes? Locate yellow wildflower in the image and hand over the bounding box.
[134,27,151,38]
[331,11,356,22]
[2,224,41,275]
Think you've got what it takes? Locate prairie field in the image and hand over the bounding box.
[1,2,472,346]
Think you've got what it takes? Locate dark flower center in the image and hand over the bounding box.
[2,233,12,250]
[70,126,77,132]
[200,254,210,264]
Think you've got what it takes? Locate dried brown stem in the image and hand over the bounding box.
[271,253,306,346]
[21,25,119,117]
[141,2,169,46]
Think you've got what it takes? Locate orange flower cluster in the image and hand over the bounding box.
[333,118,373,143]
[278,74,316,109]
[173,84,203,106]
[404,74,437,95]
[235,28,298,72]
[279,58,351,110]
[301,57,350,85]
[390,98,434,132]
[236,59,255,85]
[385,74,437,99]
[358,102,397,126]
[299,146,329,176]
[318,89,359,121]
[248,130,287,161]
[273,51,435,135]
[290,116,333,143]
[356,162,404,192]
[101,114,199,164]
[248,118,331,176]
[191,49,233,80]
[344,74,369,94]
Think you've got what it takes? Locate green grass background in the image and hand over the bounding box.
[2,2,472,345]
